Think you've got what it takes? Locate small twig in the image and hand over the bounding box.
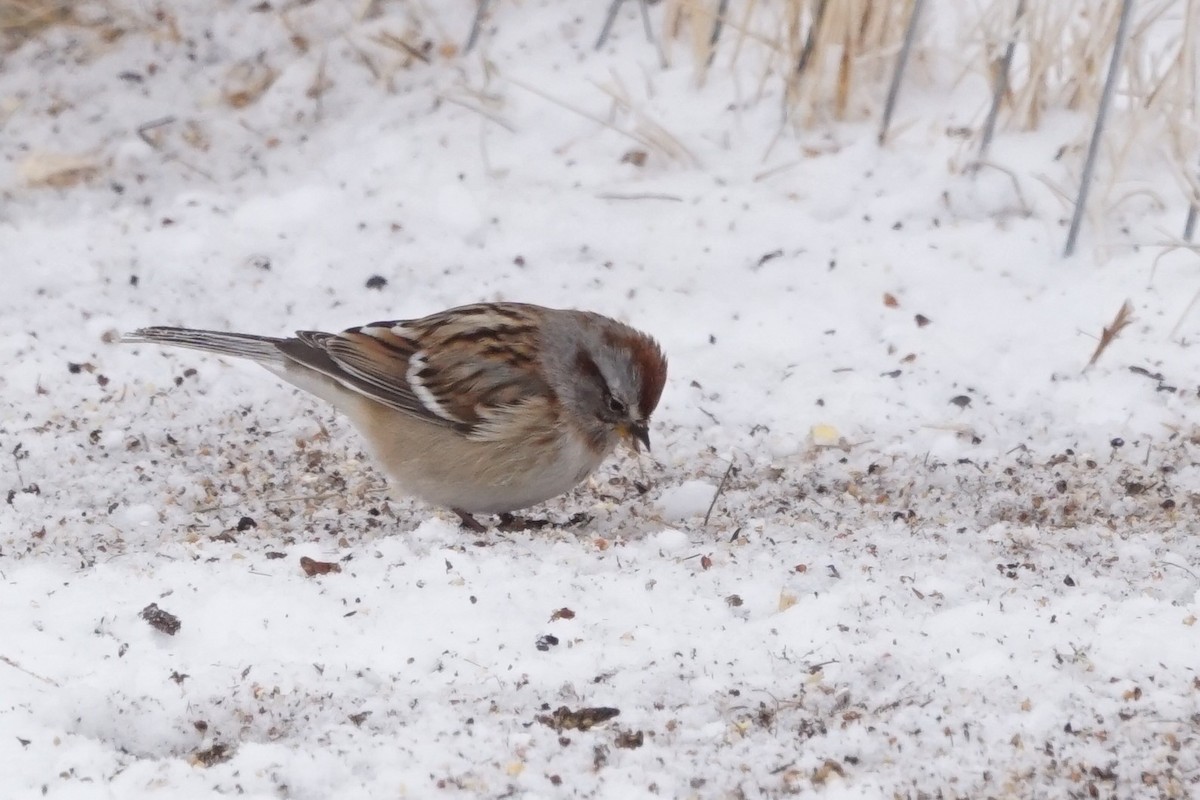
[1160,561,1199,580]
[507,76,660,154]
[703,458,736,527]
[136,116,214,180]
[308,53,330,122]
[592,78,700,166]
[970,160,1033,216]
[371,31,431,64]
[1084,299,1134,371]
[753,161,802,182]
[136,116,176,147]
[0,655,60,687]
[347,38,384,85]
[1169,283,1200,339]
[440,94,517,132]
[11,447,25,489]
[595,192,683,202]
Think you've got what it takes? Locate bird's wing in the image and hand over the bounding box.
[277,304,552,434]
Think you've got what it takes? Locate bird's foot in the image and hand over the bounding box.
[454,509,489,533]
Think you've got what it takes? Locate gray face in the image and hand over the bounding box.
[541,312,652,451]
[588,344,647,430]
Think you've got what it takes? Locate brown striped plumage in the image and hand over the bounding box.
[125,302,667,526]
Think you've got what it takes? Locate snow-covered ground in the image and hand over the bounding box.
[2,2,1199,797]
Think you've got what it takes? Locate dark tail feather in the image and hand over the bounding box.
[123,327,286,364]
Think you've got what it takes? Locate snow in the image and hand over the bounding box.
[2,1,1200,798]
[656,480,717,521]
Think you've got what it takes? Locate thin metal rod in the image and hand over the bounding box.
[637,0,654,43]
[707,0,731,65]
[878,0,928,145]
[464,0,493,53]
[1064,0,1135,258]
[637,0,667,66]
[596,0,627,50]
[1185,163,1199,241]
[796,0,829,75]
[975,0,1025,166]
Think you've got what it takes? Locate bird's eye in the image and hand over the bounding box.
[605,393,627,416]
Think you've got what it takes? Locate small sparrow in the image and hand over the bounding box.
[125,303,667,530]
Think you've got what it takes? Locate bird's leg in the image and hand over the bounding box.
[454,509,488,533]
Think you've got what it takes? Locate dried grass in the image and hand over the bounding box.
[657,0,1198,254]
[666,0,909,126]
[0,0,72,42]
[17,150,102,188]
[6,0,1199,248]
[0,0,131,52]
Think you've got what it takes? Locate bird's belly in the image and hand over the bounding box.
[348,403,611,514]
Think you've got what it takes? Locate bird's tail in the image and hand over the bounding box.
[123,327,286,364]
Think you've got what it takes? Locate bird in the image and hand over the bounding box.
[125,302,668,531]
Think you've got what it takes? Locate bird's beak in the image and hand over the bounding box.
[620,420,651,452]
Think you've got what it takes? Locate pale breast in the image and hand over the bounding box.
[344,396,616,514]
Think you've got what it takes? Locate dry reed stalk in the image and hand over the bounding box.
[1153,0,1200,236]
[0,0,71,42]
[1002,2,1119,131]
[593,75,701,166]
[782,0,912,128]
[0,0,139,53]
[962,0,1199,257]
[659,0,727,85]
[660,0,907,128]
[665,0,775,66]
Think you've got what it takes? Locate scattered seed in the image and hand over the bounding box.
[614,729,644,749]
[141,603,181,636]
[191,743,233,767]
[536,706,620,732]
[300,556,341,576]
